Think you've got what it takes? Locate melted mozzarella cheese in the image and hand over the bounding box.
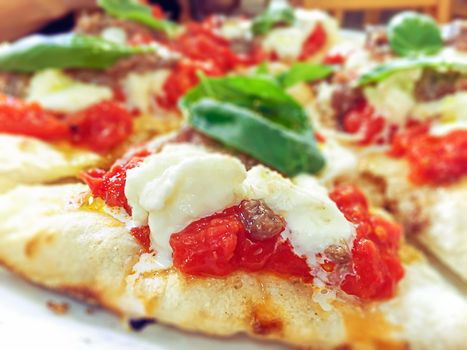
[122,70,170,115]
[125,144,247,267]
[364,70,420,125]
[125,143,355,270]
[217,18,252,41]
[318,139,357,184]
[261,9,337,61]
[27,69,112,113]
[243,166,355,265]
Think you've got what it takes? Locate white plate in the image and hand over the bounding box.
[0,267,287,350]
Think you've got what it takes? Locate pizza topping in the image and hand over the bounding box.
[97,0,178,36]
[82,149,149,213]
[238,199,285,241]
[390,122,467,185]
[261,9,335,61]
[413,69,465,102]
[26,70,113,114]
[181,74,324,176]
[158,19,263,109]
[125,144,246,267]
[330,185,404,300]
[0,33,153,73]
[251,1,295,36]
[0,93,133,152]
[387,12,443,57]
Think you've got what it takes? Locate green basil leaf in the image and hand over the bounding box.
[358,57,467,86]
[252,1,295,35]
[189,99,325,176]
[277,63,334,88]
[182,74,311,133]
[388,11,443,57]
[97,0,178,35]
[0,33,151,72]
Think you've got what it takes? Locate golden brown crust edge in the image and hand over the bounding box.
[0,184,466,350]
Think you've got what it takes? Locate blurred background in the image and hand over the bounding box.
[0,0,466,41]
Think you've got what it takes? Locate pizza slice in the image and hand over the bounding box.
[0,136,465,349]
[306,12,467,281]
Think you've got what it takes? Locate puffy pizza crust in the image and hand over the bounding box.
[0,184,465,349]
[0,134,102,193]
[353,152,467,282]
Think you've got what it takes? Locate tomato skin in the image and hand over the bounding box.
[299,23,327,60]
[390,123,467,185]
[0,95,69,140]
[159,19,264,109]
[69,101,133,153]
[130,225,152,252]
[81,150,150,214]
[330,185,404,301]
[169,206,311,279]
[0,96,133,153]
[343,101,387,145]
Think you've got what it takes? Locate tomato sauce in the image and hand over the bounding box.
[299,23,327,60]
[0,96,133,153]
[81,149,150,214]
[342,100,389,145]
[330,185,404,300]
[169,205,312,281]
[390,122,467,185]
[158,18,265,109]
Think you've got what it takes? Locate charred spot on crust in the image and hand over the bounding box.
[129,318,156,332]
[250,313,283,336]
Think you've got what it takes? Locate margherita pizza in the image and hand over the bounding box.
[0,2,465,350]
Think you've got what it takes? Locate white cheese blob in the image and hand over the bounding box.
[261,9,337,61]
[217,18,252,41]
[124,143,355,271]
[122,70,170,114]
[125,144,247,267]
[27,69,112,113]
[318,139,357,184]
[243,166,355,265]
[364,70,420,126]
[101,27,127,45]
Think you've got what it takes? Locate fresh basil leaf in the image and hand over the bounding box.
[189,99,325,176]
[0,33,151,73]
[277,63,334,88]
[182,74,311,133]
[388,11,443,57]
[252,1,295,35]
[97,0,178,35]
[358,57,467,85]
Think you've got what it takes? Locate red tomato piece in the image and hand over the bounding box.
[299,23,327,60]
[0,95,69,140]
[81,149,150,214]
[330,185,404,300]
[68,100,133,153]
[130,225,152,252]
[343,101,387,145]
[391,123,467,185]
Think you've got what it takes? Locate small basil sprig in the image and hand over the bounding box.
[252,0,295,35]
[277,63,334,88]
[388,12,443,57]
[181,75,325,176]
[358,57,467,86]
[98,0,178,36]
[0,33,152,72]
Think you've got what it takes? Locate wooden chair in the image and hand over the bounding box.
[300,0,452,24]
[452,0,467,18]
